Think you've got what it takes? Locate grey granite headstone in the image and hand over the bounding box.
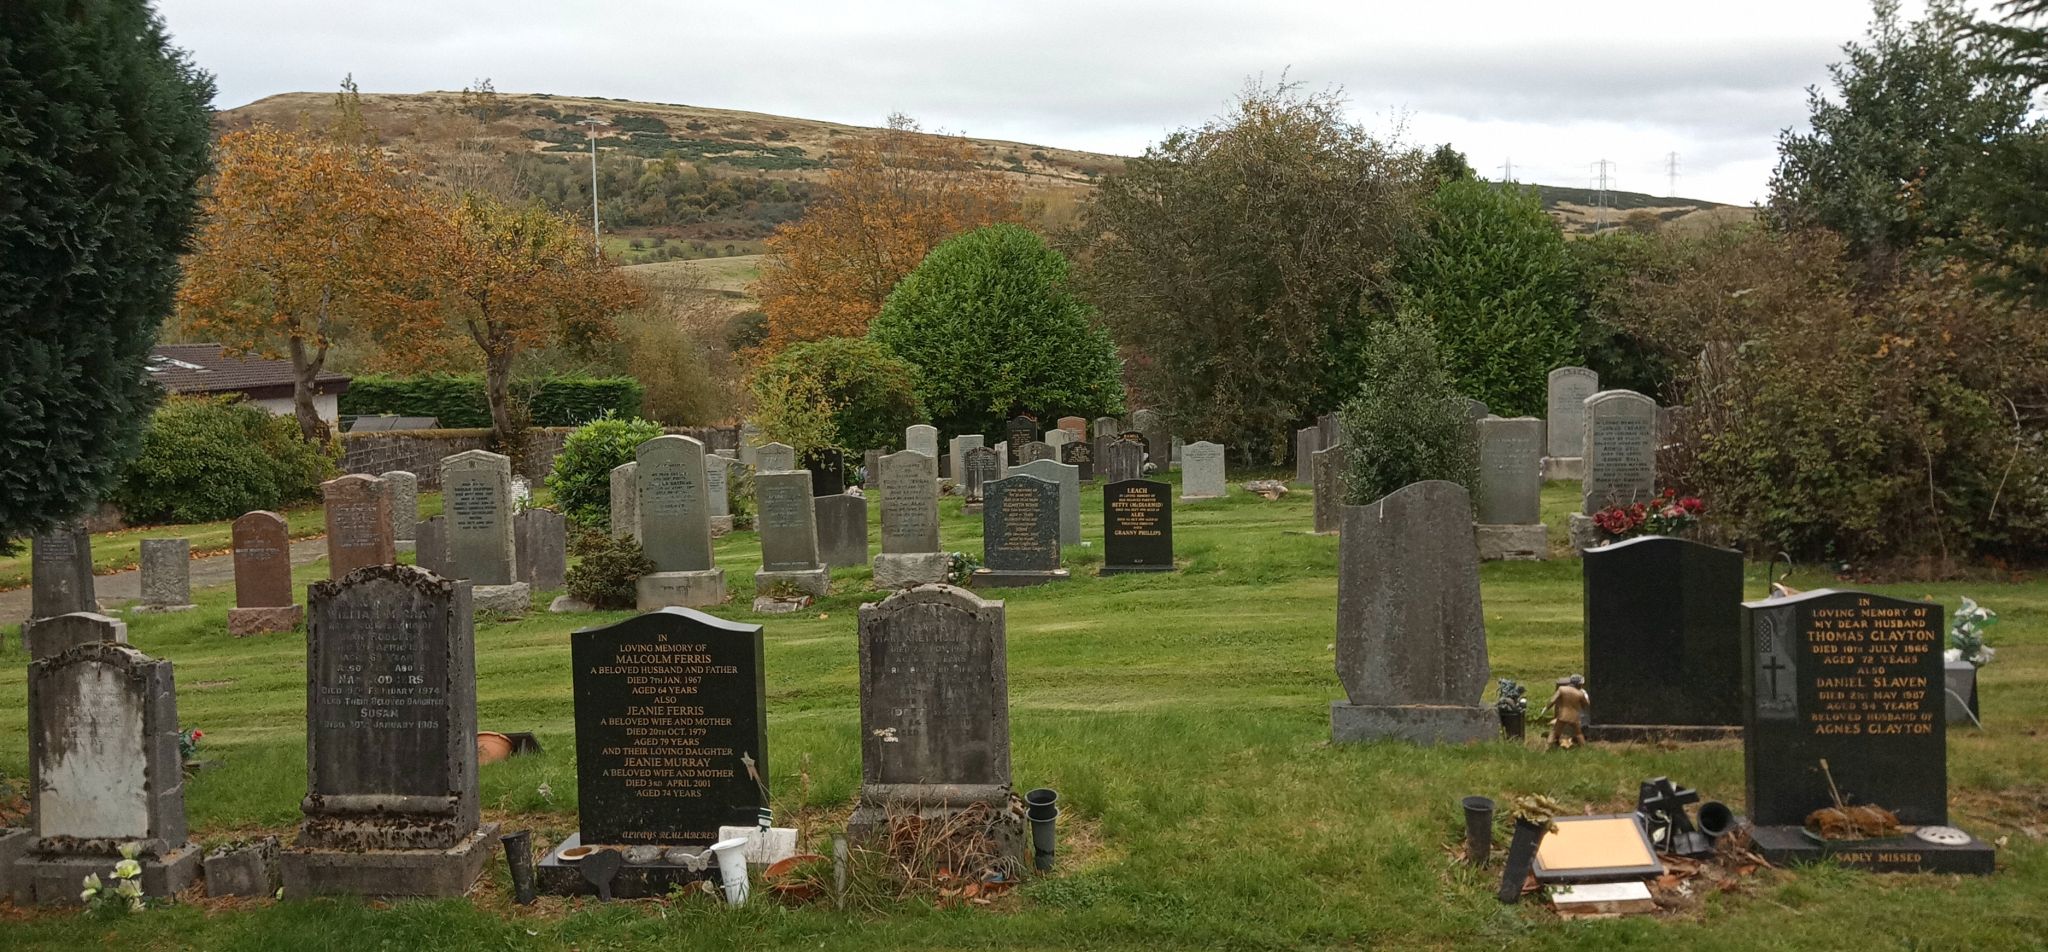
[441,450,516,586]
[24,611,128,660]
[1330,481,1494,744]
[284,565,494,897]
[1311,444,1345,535]
[873,451,947,586]
[322,474,393,579]
[28,520,96,623]
[737,422,762,467]
[963,446,1000,512]
[1015,458,1080,547]
[1546,366,1600,458]
[16,643,198,903]
[609,462,639,539]
[705,454,733,532]
[1101,440,1144,485]
[1043,429,1071,450]
[515,508,568,590]
[380,470,418,544]
[413,516,447,577]
[1317,413,1342,450]
[848,585,1016,845]
[1295,426,1321,484]
[905,424,939,463]
[754,470,828,598]
[1581,389,1658,514]
[972,475,1067,587]
[137,538,195,612]
[816,493,870,569]
[1474,417,1547,561]
[1019,440,1055,464]
[948,434,984,488]
[1060,439,1094,483]
[1093,416,1122,440]
[1180,441,1225,499]
[635,436,725,609]
[756,442,797,473]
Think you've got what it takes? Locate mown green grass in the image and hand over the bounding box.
[2,476,2043,951]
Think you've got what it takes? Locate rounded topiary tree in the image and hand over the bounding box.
[746,337,922,452]
[0,1,215,540]
[869,224,1123,440]
[1340,317,1478,505]
[545,413,665,530]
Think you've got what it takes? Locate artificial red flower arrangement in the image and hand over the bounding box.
[1591,488,1704,542]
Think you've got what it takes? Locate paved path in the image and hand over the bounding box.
[3,537,329,622]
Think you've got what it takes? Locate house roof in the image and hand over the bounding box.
[148,344,351,400]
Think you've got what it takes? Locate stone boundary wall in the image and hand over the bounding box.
[340,425,740,487]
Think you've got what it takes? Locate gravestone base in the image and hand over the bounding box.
[711,515,734,538]
[1541,456,1585,480]
[15,843,201,905]
[280,823,499,898]
[845,786,1026,860]
[0,828,32,903]
[203,837,281,898]
[535,832,708,898]
[21,612,128,657]
[1099,562,1174,576]
[752,594,814,614]
[395,539,416,553]
[228,605,304,637]
[1330,701,1496,746]
[716,826,798,866]
[548,595,595,613]
[1475,524,1549,561]
[1582,723,1740,743]
[969,568,1069,588]
[754,566,829,598]
[1566,514,1603,553]
[134,602,197,614]
[962,502,983,516]
[1749,825,1994,874]
[636,570,727,609]
[1945,661,1981,727]
[872,552,951,588]
[472,583,531,617]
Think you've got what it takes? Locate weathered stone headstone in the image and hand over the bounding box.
[1330,481,1494,745]
[1582,537,1742,740]
[1316,412,1342,450]
[1311,444,1345,535]
[1545,366,1600,459]
[864,447,884,483]
[27,520,96,623]
[963,445,1000,514]
[322,474,393,579]
[738,422,763,468]
[804,447,846,497]
[971,475,1067,587]
[1463,398,1490,421]
[1005,415,1037,465]
[1741,590,1993,872]
[1060,439,1094,483]
[753,470,829,599]
[442,449,527,614]
[1093,415,1122,440]
[635,435,726,609]
[1102,480,1174,574]
[755,441,797,473]
[1120,429,1151,462]
[1294,426,1321,484]
[1043,430,1071,455]
[1180,441,1225,499]
[610,462,639,539]
[515,508,568,591]
[1019,440,1054,464]
[283,565,495,897]
[413,516,447,577]
[1656,405,1690,445]
[1581,389,1658,514]
[1057,416,1088,443]
[229,511,299,638]
[874,450,948,586]
[1131,409,1170,469]
[1015,458,1080,547]
[15,643,198,903]
[1101,440,1144,485]
[816,493,869,569]
[1474,417,1547,561]
[704,454,734,535]
[948,434,984,488]
[23,611,128,660]
[847,585,1017,847]
[136,538,196,612]
[906,424,939,463]
[381,470,419,546]
[539,607,768,897]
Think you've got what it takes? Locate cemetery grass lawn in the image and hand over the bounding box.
[3,480,2045,950]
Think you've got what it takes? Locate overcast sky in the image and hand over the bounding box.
[156,0,1938,206]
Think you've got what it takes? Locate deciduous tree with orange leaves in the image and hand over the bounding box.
[177,123,423,441]
[753,114,1025,353]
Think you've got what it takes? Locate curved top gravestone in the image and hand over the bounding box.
[1180,441,1225,499]
[636,435,715,573]
[1546,366,1600,458]
[1581,389,1657,514]
[856,585,1010,799]
[1583,535,1743,733]
[441,450,516,586]
[879,450,941,554]
[1335,480,1489,707]
[755,442,797,473]
[905,424,939,461]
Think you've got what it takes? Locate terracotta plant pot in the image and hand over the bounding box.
[476,731,514,765]
[764,853,828,902]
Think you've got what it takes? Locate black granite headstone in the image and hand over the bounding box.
[1060,440,1094,483]
[972,475,1065,586]
[1582,536,1743,739]
[803,448,846,497]
[1005,415,1037,466]
[571,608,767,847]
[1101,480,1173,575]
[1119,430,1149,459]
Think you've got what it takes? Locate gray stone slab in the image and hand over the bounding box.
[322,474,394,579]
[1014,458,1079,547]
[440,450,516,586]
[1474,524,1548,561]
[637,435,715,573]
[755,470,823,573]
[1475,417,1544,525]
[1581,389,1658,514]
[1131,409,1169,468]
[856,585,1010,802]
[381,470,419,543]
[974,475,1066,585]
[23,610,128,660]
[137,538,194,610]
[1180,441,1225,499]
[1312,444,1345,534]
[28,521,96,622]
[879,450,940,553]
[755,442,797,473]
[705,455,731,520]
[963,446,1000,506]
[905,424,939,462]
[609,462,639,539]
[515,508,567,590]
[1101,440,1144,485]
[816,493,870,569]
[1546,366,1600,458]
[1295,426,1320,485]
[948,434,984,489]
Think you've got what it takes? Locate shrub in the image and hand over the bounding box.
[1338,318,1477,505]
[113,397,337,524]
[870,224,1123,441]
[566,532,656,609]
[340,374,644,428]
[748,338,922,452]
[545,414,666,530]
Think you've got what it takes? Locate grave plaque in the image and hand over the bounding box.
[1101,440,1144,485]
[1180,441,1225,499]
[285,565,495,896]
[1476,418,1544,525]
[738,422,762,467]
[1312,444,1346,534]
[875,451,947,586]
[635,436,725,608]
[816,493,870,569]
[1546,366,1601,458]
[757,471,823,573]
[610,462,639,539]
[137,538,195,611]
[972,475,1066,586]
[1018,440,1054,464]
[28,520,96,622]
[1741,590,1992,872]
[1581,390,1657,514]
[322,474,393,579]
[1317,412,1342,449]
[906,424,939,462]
[1060,439,1094,483]
[571,608,767,847]
[1583,537,1743,740]
[1005,415,1038,465]
[516,508,568,590]
[381,470,419,544]
[1294,426,1321,484]
[856,585,1009,790]
[755,442,797,473]
[23,610,128,660]
[1092,416,1122,441]
[705,455,732,529]
[413,516,447,577]
[1102,480,1174,574]
[231,511,295,612]
[441,450,516,585]
[1042,430,1071,452]
[1015,458,1079,547]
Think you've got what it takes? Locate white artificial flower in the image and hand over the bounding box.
[114,859,142,880]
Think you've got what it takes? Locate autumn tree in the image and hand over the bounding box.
[178,124,423,440]
[388,194,643,452]
[753,114,1023,352]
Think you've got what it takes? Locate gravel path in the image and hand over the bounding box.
[4,537,330,622]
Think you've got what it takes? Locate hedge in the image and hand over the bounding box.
[340,374,644,428]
